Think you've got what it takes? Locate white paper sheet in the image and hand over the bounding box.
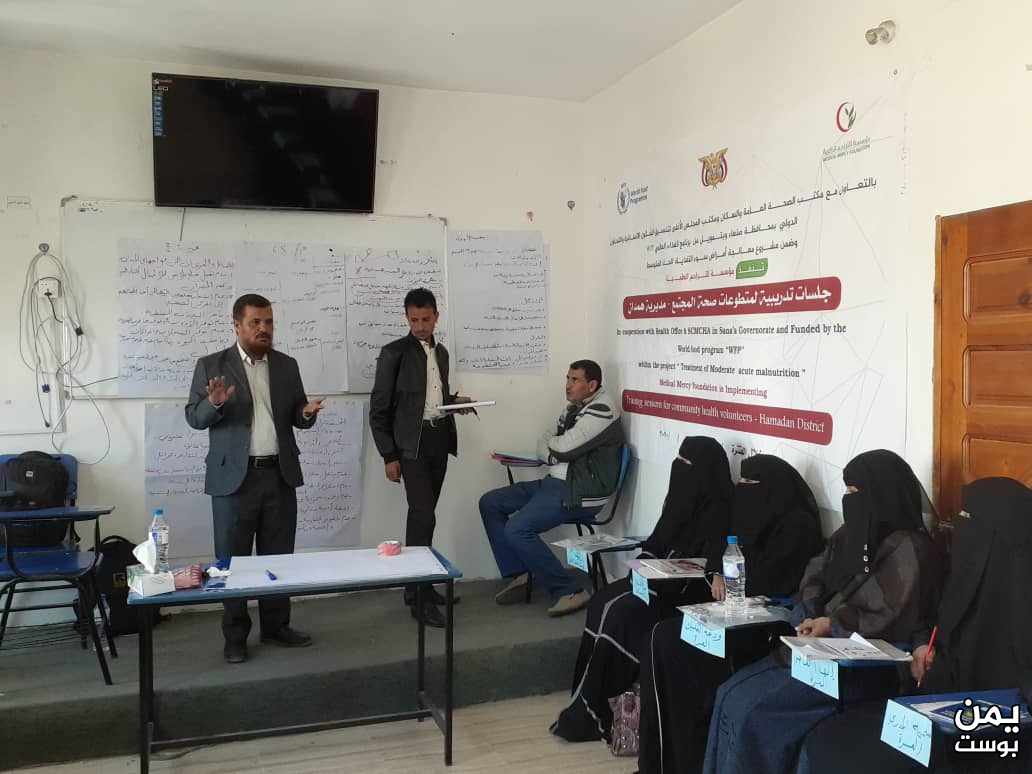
[233,240,349,393]
[448,230,549,374]
[780,632,912,661]
[634,558,707,578]
[345,247,448,392]
[224,546,448,590]
[144,400,364,557]
[552,534,640,552]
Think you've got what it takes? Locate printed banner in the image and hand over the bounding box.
[603,78,908,501]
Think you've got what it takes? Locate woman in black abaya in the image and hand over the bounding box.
[799,476,1032,774]
[702,449,944,774]
[550,435,733,742]
[636,453,825,773]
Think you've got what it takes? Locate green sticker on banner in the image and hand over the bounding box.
[631,570,649,604]
[880,699,933,767]
[680,612,726,658]
[566,548,589,573]
[736,258,768,279]
[790,652,840,698]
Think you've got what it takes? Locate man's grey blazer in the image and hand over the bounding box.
[185,346,317,497]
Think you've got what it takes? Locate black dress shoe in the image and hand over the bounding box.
[260,626,313,647]
[404,588,461,606]
[224,641,248,663]
[411,600,446,628]
[427,586,460,606]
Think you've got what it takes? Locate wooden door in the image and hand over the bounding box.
[935,199,1032,521]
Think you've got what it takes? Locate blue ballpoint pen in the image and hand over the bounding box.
[265,570,277,581]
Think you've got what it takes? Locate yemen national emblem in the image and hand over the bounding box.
[698,148,728,189]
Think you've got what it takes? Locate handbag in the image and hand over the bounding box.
[608,683,640,757]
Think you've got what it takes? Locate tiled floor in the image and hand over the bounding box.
[11,693,634,773]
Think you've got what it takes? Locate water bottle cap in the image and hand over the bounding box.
[153,508,164,516]
[727,535,738,544]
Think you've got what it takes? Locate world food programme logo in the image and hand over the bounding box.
[698,148,728,189]
[836,101,856,132]
[616,182,649,213]
[617,183,630,214]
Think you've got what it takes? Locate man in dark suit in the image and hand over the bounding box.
[186,293,325,663]
[369,287,471,628]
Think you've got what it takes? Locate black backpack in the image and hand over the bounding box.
[93,535,162,635]
[0,451,72,547]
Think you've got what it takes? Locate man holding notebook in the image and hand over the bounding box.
[369,287,472,628]
[479,360,625,617]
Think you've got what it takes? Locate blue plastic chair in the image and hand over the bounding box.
[563,444,634,590]
[0,453,118,684]
[496,444,634,600]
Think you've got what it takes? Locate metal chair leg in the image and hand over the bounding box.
[78,580,113,685]
[74,590,89,649]
[0,582,17,647]
[587,553,609,591]
[90,573,118,658]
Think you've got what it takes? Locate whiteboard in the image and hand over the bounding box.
[61,200,447,397]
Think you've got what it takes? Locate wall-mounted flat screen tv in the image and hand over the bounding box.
[152,73,378,213]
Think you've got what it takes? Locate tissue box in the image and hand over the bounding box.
[127,564,176,597]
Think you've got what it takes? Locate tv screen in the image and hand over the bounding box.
[152,73,378,213]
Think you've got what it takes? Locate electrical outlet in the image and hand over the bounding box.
[37,277,60,298]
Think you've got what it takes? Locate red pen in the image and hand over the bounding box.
[917,625,938,688]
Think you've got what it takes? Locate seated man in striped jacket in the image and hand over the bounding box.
[479,360,625,617]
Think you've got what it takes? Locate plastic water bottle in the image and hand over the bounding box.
[722,536,746,611]
[149,508,170,572]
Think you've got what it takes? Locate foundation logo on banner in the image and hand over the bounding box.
[698,148,728,189]
[617,182,649,214]
[835,102,856,133]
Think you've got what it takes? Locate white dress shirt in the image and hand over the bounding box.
[420,338,445,421]
[237,343,278,456]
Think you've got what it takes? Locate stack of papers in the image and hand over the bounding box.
[780,632,912,662]
[552,534,641,552]
[438,400,496,412]
[630,557,707,579]
[491,452,544,466]
[679,600,791,628]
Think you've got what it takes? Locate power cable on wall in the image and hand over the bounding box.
[18,243,112,464]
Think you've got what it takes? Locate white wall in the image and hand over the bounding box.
[0,48,586,581]
[581,0,1032,538]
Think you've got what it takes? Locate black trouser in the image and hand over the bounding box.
[400,423,449,547]
[212,466,297,644]
[400,422,449,600]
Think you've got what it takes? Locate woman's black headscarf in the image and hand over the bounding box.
[642,436,733,560]
[923,477,1032,697]
[823,449,925,593]
[735,454,820,547]
[734,454,824,597]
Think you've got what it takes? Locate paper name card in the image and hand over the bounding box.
[632,570,650,604]
[881,699,933,767]
[680,611,726,658]
[566,547,589,573]
[791,651,840,698]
